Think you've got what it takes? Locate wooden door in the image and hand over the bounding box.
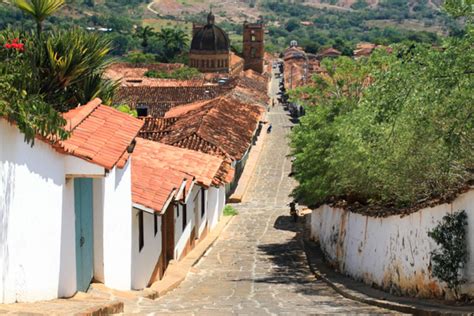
[161,204,174,273]
[74,178,94,292]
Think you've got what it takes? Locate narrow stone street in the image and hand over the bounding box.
[123,68,394,315]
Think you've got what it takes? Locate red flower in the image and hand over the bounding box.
[3,38,24,52]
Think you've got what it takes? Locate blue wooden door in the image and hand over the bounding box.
[74,178,94,292]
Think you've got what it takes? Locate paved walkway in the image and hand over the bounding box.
[123,69,393,315]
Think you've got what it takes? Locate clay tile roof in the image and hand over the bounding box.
[114,84,235,118]
[156,95,263,160]
[318,47,342,57]
[164,99,214,118]
[132,139,190,213]
[59,98,144,170]
[137,116,177,142]
[135,138,233,188]
[105,62,185,81]
[230,52,244,68]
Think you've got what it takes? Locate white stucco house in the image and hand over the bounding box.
[0,98,143,303]
[130,139,232,290]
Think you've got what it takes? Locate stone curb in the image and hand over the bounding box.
[302,236,474,315]
[229,73,273,204]
[228,114,269,204]
[76,301,124,316]
[0,299,124,316]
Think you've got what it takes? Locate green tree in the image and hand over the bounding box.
[137,25,155,48]
[152,27,189,62]
[291,35,473,208]
[13,0,65,35]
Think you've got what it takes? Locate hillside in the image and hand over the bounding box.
[303,0,442,10]
[0,0,459,57]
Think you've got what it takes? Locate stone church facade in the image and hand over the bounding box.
[189,11,264,74]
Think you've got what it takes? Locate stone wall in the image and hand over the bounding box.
[310,190,474,299]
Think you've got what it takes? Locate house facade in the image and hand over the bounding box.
[0,99,143,303]
[130,139,232,289]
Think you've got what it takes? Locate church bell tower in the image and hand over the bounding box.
[242,21,265,74]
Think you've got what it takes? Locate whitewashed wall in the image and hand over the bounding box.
[92,178,105,283]
[198,189,208,236]
[131,207,162,290]
[174,203,192,260]
[217,186,226,223]
[207,187,220,230]
[0,121,71,303]
[310,190,474,298]
[100,162,133,291]
[58,179,77,298]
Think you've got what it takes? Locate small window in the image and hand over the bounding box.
[176,205,179,217]
[136,104,148,117]
[182,204,187,231]
[154,213,158,236]
[138,211,144,251]
[201,188,205,218]
[251,35,256,42]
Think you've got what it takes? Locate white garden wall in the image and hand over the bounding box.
[310,190,474,298]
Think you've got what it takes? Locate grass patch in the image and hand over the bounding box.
[223,205,238,216]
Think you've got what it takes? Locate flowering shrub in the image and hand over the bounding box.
[3,38,24,51]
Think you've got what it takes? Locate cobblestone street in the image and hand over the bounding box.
[123,70,394,315]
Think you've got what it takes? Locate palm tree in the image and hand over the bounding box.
[137,25,155,48]
[156,28,189,62]
[13,0,65,35]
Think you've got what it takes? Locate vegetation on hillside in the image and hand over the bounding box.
[290,2,473,210]
[261,0,460,54]
[0,0,461,57]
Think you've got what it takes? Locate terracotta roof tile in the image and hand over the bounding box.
[135,138,233,188]
[140,95,263,161]
[58,98,144,170]
[132,139,192,213]
[114,84,235,118]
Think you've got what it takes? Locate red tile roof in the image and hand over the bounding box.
[317,47,342,58]
[114,84,235,117]
[58,98,143,170]
[132,139,192,213]
[141,95,264,160]
[135,138,233,188]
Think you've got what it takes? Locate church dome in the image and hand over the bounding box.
[190,12,230,52]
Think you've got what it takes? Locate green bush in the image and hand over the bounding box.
[144,66,200,80]
[290,32,474,209]
[428,210,468,298]
[223,205,238,216]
